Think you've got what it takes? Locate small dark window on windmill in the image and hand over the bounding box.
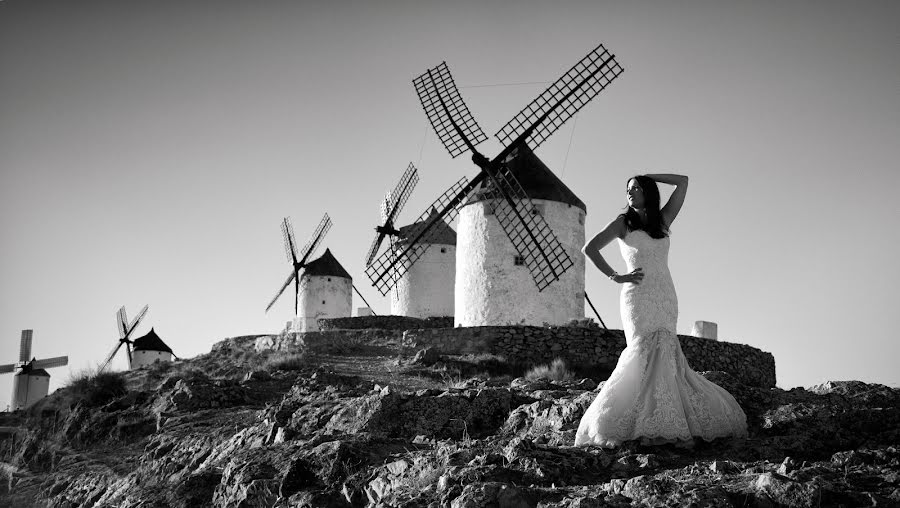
[327,277,331,282]
[578,213,585,225]
[440,247,446,253]
[322,300,326,305]
[514,255,525,266]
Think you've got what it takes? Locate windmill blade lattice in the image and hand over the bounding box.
[298,214,332,265]
[365,194,392,268]
[0,364,14,374]
[495,44,623,150]
[365,163,419,266]
[366,176,470,295]
[384,163,419,224]
[265,270,297,313]
[117,307,128,338]
[281,218,299,264]
[379,193,391,223]
[413,63,488,158]
[19,330,33,363]
[480,162,573,290]
[100,342,123,373]
[33,356,68,370]
[128,305,149,336]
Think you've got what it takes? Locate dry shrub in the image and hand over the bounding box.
[266,352,309,372]
[66,368,128,407]
[524,358,575,382]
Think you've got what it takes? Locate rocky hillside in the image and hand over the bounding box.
[0,332,898,507]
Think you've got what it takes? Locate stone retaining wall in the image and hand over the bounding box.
[255,328,406,354]
[255,324,776,389]
[402,326,776,388]
[318,315,454,331]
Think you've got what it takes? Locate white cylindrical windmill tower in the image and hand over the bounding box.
[131,328,174,368]
[13,365,50,410]
[455,144,586,327]
[296,248,353,332]
[390,210,456,318]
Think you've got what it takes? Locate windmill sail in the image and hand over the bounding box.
[494,44,623,150]
[365,163,419,266]
[19,330,33,363]
[32,356,68,370]
[99,342,123,372]
[297,214,332,266]
[117,307,128,338]
[128,305,149,337]
[413,62,488,158]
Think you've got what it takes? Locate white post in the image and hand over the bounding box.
[691,321,718,340]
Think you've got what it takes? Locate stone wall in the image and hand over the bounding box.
[318,315,453,331]
[401,326,776,388]
[255,323,776,389]
[255,328,406,354]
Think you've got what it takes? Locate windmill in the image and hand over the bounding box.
[99,304,149,372]
[364,163,465,317]
[0,330,68,410]
[266,214,375,325]
[368,44,623,326]
[265,214,332,315]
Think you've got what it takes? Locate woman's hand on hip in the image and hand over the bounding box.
[613,268,644,284]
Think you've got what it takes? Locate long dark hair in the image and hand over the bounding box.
[620,175,669,239]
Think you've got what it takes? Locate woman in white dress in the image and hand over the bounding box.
[575,174,747,448]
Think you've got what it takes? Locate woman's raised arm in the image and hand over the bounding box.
[646,173,688,226]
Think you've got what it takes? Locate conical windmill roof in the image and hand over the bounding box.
[398,209,457,246]
[133,328,173,354]
[471,143,586,212]
[15,364,49,377]
[302,248,352,279]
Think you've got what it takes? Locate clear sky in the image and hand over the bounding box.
[1,0,898,409]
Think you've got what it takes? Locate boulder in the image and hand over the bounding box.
[450,482,535,508]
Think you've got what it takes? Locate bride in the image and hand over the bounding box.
[575,174,747,447]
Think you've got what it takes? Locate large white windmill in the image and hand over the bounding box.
[409,44,623,326]
[98,305,149,372]
[0,330,69,410]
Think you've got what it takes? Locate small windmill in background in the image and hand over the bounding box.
[265,214,332,314]
[266,214,375,319]
[364,163,465,317]
[0,330,69,410]
[99,304,149,372]
[364,162,420,272]
[385,44,623,327]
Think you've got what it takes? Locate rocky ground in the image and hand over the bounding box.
[0,332,898,507]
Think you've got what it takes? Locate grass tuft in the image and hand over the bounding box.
[524,358,575,382]
[265,353,309,372]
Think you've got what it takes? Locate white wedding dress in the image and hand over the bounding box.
[575,229,748,447]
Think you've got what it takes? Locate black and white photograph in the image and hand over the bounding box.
[1,1,898,506]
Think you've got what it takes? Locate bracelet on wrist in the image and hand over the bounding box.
[608,272,618,281]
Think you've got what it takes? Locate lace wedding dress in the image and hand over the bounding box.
[575,229,748,447]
